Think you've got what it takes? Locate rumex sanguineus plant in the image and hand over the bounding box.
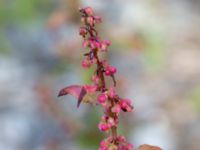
[58,7,162,150]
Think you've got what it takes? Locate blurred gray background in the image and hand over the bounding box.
[0,0,200,150]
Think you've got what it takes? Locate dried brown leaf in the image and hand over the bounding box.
[137,144,162,150]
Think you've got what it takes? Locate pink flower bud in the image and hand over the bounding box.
[94,16,102,23]
[100,139,110,150]
[121,143,134,150]
[117,136,126,142]
[98,123,110,131]
[81,58,91,68]
[79,27,87,37]
[81,17,86,23]
[108,87,116,98]
[100,40,111,51]
[86,16,94,26]
[99,147,107,150]
[98,93,108,103]
[105,69,111,76]
[91,75,100,84]
[105,40,111,46]
[105,66,117,76]
[108,144,118,150]
[101,115,107,121]
[96,41,101,48]
[101,102,110,111]
[119,99,133,112]
[91,58,98,64]
[107,117,115,126]
[111,104,121,114]
[82,40,89,48]
[84,7,94,16]
[89,40,100,49]
[102,60,109,68]
[100,43,107,51]
[100,140,107,147]
[127,144,134,150]
[108,66,117,74]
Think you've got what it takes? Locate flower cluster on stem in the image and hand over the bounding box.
[79,7,134,150]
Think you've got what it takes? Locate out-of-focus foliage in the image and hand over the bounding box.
[143,30,165,70]
[0,0,54,24]
[190,88,200,112]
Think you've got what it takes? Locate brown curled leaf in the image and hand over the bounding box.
[137,144,162,150]
[58,85,87,108]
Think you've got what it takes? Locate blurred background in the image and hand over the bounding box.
[0,0,200,150]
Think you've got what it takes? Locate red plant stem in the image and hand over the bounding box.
[109,97,117,141]
[93,48,106,91]
[111,126,117,141]
[94,48,118,142]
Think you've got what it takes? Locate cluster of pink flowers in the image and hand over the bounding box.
[58,6,162,150]
[100,136,134,150]
[79,7,134,150]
